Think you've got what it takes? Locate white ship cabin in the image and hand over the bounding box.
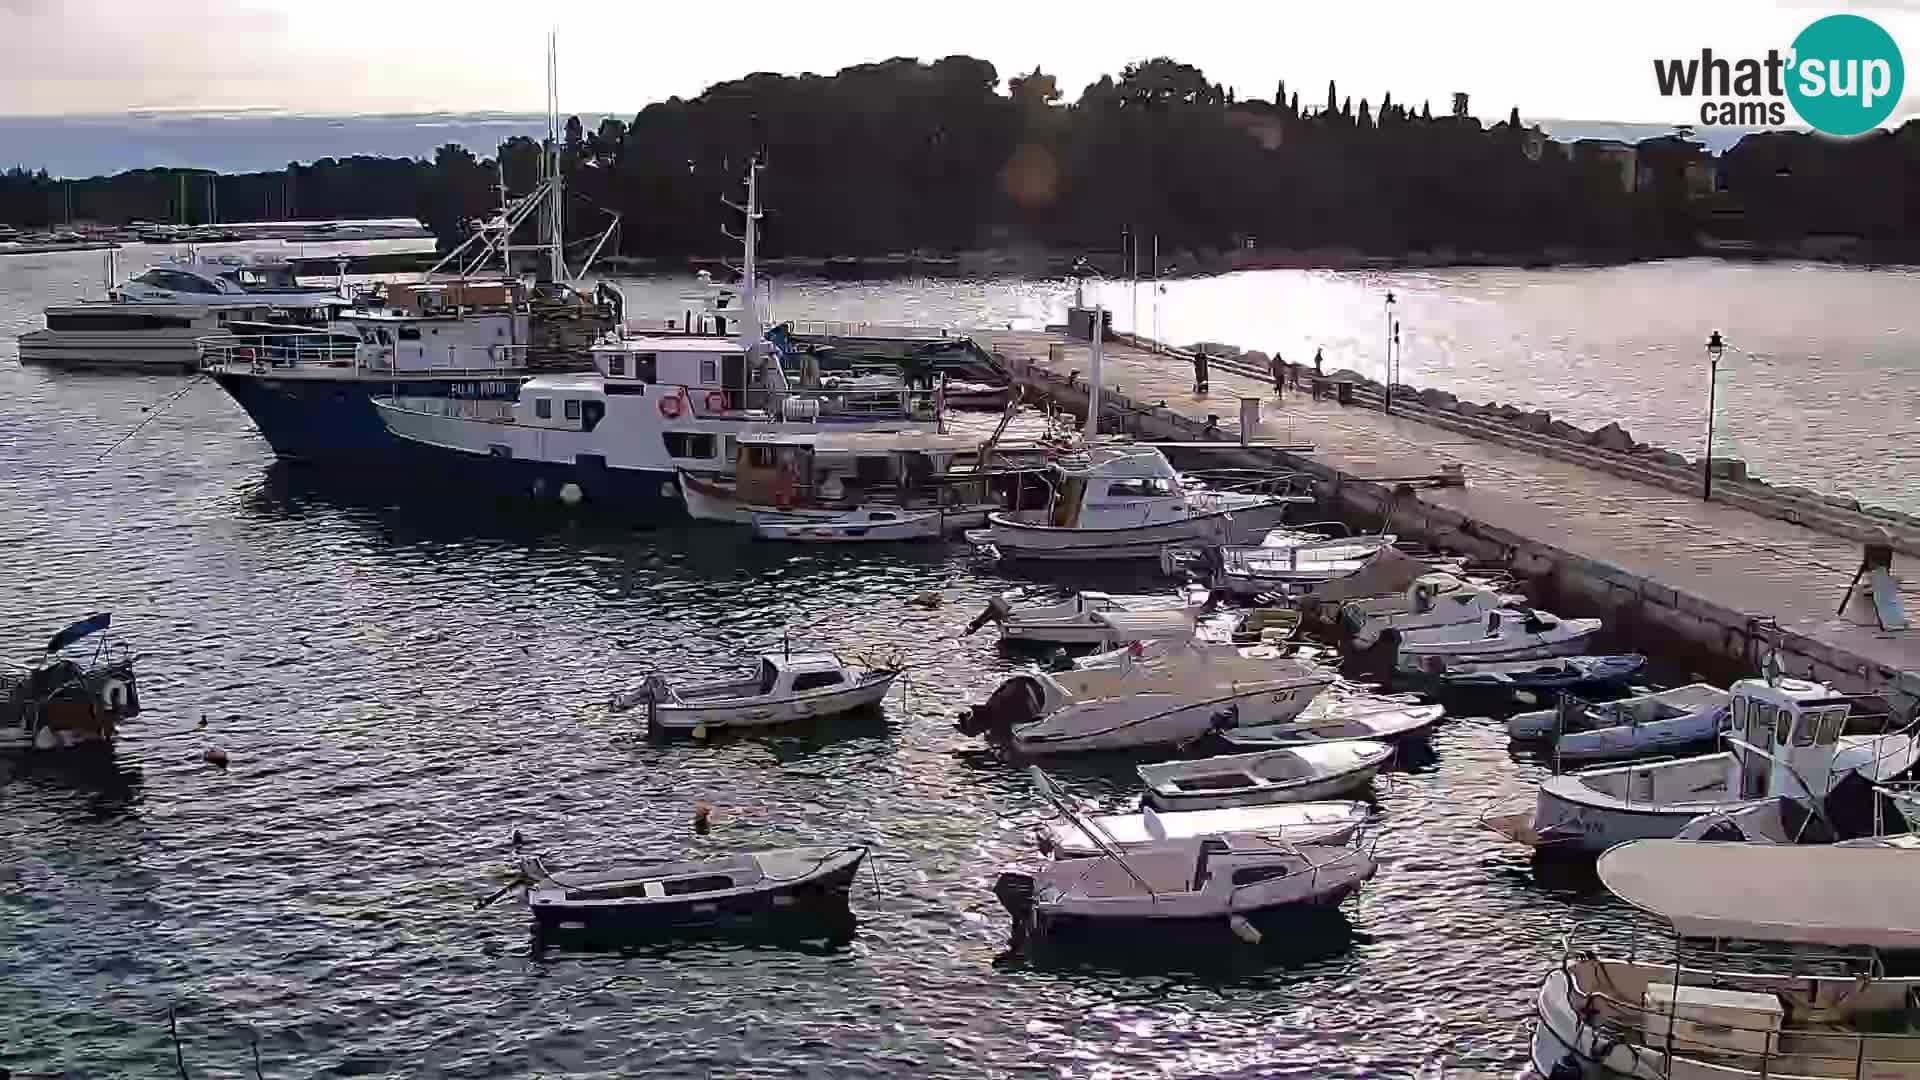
[591,334,936,424]
[340,279,530,373]
[727,429,989,509]
[1724,677,1854,800]
[1026,446,1193,529]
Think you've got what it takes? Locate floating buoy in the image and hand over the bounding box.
[203,748,229,768]
[691,723,708,741]
[558,482,583,506]
[1228,913,1263,945]
[692,801,713,835]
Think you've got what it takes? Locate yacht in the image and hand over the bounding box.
[18,254,346,371]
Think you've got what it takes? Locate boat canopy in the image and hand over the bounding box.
[1598,840,1920,949]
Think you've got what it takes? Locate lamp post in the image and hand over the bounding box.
[1703,330,1724,501]
[1384,290,1397,414]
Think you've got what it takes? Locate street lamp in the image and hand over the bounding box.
[1703,330,1725,501]
[1384,290,1397,414]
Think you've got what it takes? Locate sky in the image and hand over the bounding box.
[1,0,1917,126]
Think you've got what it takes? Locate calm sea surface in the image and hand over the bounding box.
[0,243,1900,1077]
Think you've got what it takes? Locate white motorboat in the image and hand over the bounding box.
[994,834,1375,942]
[1508,683,1730,762]
[623,652,899,733]
[965,587,1209,646]
[957,650,1334,755]
[1139,740,1395,811]
[1482,677,1920,854]
[1529,841,1920,1080]
[1341,573,1522,649]
[968,445,1308,561]
[750,506,944,542]
[1037,801,1372,859]
[1394,608,1601,674]
[1220,700,1444,749]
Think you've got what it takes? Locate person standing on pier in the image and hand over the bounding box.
[1192,348,1210,396]
[1270,351,1286,397]
[1313,347,1324,378]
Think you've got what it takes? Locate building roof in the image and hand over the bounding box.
[1598,840,1920,949]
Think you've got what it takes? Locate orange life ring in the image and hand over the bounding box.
[659,395,682,418]
[705,391,727,413]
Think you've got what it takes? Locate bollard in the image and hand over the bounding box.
[1238,397,1261,447]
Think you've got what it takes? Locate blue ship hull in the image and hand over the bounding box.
[391,437,689,518]
[210,370,527,463]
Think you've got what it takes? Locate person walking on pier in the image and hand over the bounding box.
[1191,348,1210,396]
[1270,350,1286,397]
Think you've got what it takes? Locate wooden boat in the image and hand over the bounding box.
[1221,701,1444,749]
[958,651,1334,756]
[1529,841,1920,1080]
[519,845,868,931]
[750,506,944,542]
[1394,609,1602,674]
[2,613,140,752]
[1482,677,1920,855]
[1436,653,1646,690]
[625,652,899,733]
[1139,740,1395,811]
[678,429,1009,530]
[1038,800,1371,859]
[1508,683,1729,762]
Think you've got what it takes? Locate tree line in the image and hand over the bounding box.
[6,56,1919,262]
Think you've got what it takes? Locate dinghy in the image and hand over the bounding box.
[957,651,1334,755]
[1139,740,1395,811]
[1508,683,1729,763]
[1000,769,1374,942]
[965,587,1209,646]
[1435,653,1645,691]
[1037,801,1371,859]
[1221,701,1443,749]
[1394,609,1601,674]
[625,652,899,733]
[518,845,868,931]
[1482,677,1920,855]
[750,507,945,542]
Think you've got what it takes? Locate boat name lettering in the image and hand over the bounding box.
[447,381,517,400]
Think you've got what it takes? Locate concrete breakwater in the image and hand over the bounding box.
[981,328,1920,717]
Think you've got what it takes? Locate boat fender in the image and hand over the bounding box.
[1228,913,1264,945]
[963,595,1013,635]
[203,747,229,768]
[705,391,726,413]
[659,395,683,418]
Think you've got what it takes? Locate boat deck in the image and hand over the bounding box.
[982,329,1920,705]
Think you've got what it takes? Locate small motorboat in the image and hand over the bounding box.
[1221,700,1444,749]
[516,845,868,932]
[965,587,1209,646]
[1037,800,1371,859]
[1001,769,1373,942]
[1434,653,1646,691]
[2,612,140,752]
[1340,573,1522,649]
[958,651,1334,756]
[1508,683,1729,762]
[750,506,945,543]
[1139,740,1395,811]
[1482,677,1920,855]
[1394,609,1602,674]
[621,652,899,733]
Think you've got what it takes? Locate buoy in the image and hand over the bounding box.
[203,748,229,768]
[691,723,708,741]
[692,801,713,835]
[558,482,583,506]
[1228,913,1263,945]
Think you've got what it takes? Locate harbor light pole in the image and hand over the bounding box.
[1703,330,1724,501]
[1384,290,1397,414]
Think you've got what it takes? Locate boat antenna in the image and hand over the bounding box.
[1081,304,1104,445]
[545,28,565,286]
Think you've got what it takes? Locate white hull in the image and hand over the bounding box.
[1040,801,1370,859]
[1141,742,1394,811]
[18,329,214,370]
[1012,675,1329,755]
[652,673,899,730]
[1395,619,1601,674]
[1221,703,1444,749]
[683,472,992,532]
[751,511,944,542]
[979,501,1297,562]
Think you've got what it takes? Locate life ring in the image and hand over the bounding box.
[659,395,683,418]
[234,346,256,363]
[706,391,727,413]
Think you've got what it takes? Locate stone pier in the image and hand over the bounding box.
[981,328,1920,715]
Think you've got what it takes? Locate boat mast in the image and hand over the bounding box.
[1081,304,1105,445]
[544,30,565,285]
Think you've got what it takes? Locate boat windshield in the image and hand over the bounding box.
[758,659,779,695]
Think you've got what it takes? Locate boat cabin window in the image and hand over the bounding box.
[1485,611,1503,636]
[790,671,846,692]
[46,311,194,332]
[564,399,581,421]
[606,354,625,377]
[663,874,735,896]
[534,398,552,419]
[581,401,605,432]
[1812,706,1846,745]
[758,660,779,695]
[1105,478,1177,498]
[1231,865,1292,886]
[745,446,778,469]
[663,432,716,460]
[135,268,221,293]
[1778,705,1796,746]
[631,353,657,383]
[700,359,718,384]
[398,326,422,341]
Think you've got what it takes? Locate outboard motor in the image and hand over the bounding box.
[992,870,1037,948]
[964,595,1014,636]
[956,675,1047,738]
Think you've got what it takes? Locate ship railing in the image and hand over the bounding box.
[783,320,962,341]
[197,333,357,371]
[356,343,530,377]
[199,335,531,378]
[675,384,942,422]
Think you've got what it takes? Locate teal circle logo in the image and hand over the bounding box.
[1787,14,1904,137]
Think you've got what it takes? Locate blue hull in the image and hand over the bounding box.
[209,370,526,463]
